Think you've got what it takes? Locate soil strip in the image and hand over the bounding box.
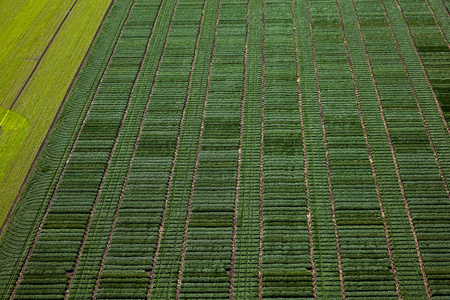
[7,0,129,298]
[439,0,450,16]
[357,0,432,298]
[63,0,161,295]
[393,0,450,200]
[290,0,318,298]
[228,0,250,297]
[306,0,346,298]
[258,1,265,299]
[395,0,450,136]
[424,0,450,49]
[174,0,215,298]
[91,0,166,298]
[336,1,401,298]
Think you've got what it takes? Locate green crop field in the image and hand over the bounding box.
[0,0,113,228]
[0,0,449,299]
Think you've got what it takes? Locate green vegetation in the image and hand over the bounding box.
[0,0,76,108]
[0,0,112,228]
[0,108,28,183]
[0,0,449,298]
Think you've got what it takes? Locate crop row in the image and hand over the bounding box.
[0,0,449,299]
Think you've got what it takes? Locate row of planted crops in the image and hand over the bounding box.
[0,0,449,298]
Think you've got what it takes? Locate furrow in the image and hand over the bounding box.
[9,0,80,110]
[305,0,346,298]
[91,0,166,297]
[228,0,250,297]
[393,0,450,200]
[291,0,317,297]
[64,0,160,295]
[8,2,137,298]
[174,0,212,297]
[425,0,450,49]
[141,0,180,295]
[335,0,401,298]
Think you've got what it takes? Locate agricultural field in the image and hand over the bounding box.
[0,0,449,298]
[0,0,113,228]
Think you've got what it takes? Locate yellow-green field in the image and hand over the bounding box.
[0,0,112,228]
[0,0,76,108]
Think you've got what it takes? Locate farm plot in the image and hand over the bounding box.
[0,0,449,299]
[0,0,113,229]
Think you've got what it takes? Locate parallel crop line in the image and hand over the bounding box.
[393,0,450,201]
[9,0,80,109]
[9,1,136,298]
[290,0,317,298]
[228,0,250,297]
[174,0,219,297]
[141,0,183,296]
[258,1,265,299]
[383,1,448,296]
[91,0,166,298]
[424,0,450,49]
[354,1,431,298]
[306,1,346,298]
[64,0,166,296]
[144,0,204,296]
[395,0,450,137]
[0,0,115,237]
[335,1,401,298]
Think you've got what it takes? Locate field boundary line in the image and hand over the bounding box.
[174,0,218,297]
[395,0,450,136]
[290,0,317,297]
[91,0,166,297]
[306,1,346,298]
[393,0,450,201]
[258,1,265,299]
[424,0,450,49]
[354,0,431,298]
[336,1,401,298]
[0,0,118,239]
[9,0,80,109]
[439,0,450,16]
[7,0,125,298]
[228,0,250,297]
[63,0,165,295]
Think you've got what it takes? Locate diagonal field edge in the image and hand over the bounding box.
[7,0,128,298]
[0,0,113,238]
